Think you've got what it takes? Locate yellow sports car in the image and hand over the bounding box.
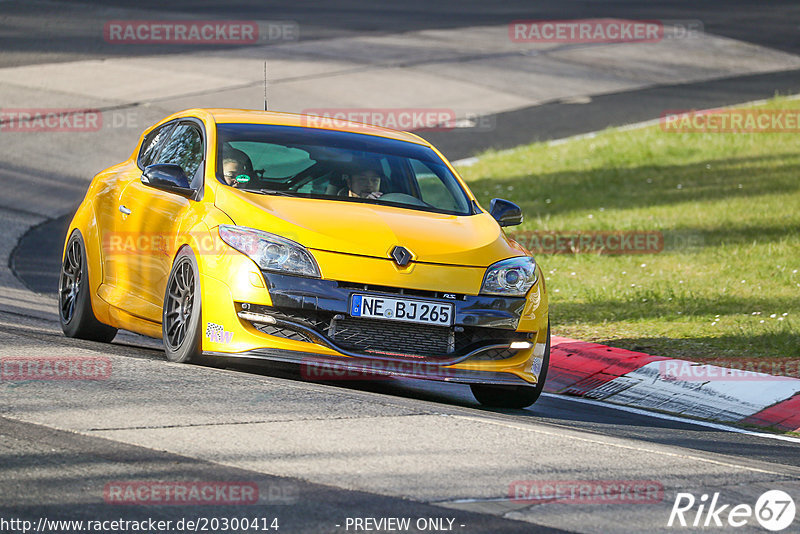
[59,109,549,408]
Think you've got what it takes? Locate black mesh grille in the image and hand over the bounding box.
[253,323,312,343]
[268,309,332,334]
[244,305,526,359]
[454,326,519,353]
[469,348,520,361]
[331,317,451,357]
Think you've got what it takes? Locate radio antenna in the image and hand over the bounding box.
[263,60,268,111]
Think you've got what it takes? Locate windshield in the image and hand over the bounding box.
[216,123,474,216]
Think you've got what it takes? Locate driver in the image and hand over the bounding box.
[344,166,384,199]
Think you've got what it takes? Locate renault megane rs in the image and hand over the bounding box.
[59,109,549,408]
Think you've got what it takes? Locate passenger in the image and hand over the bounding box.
[222,149,253,187]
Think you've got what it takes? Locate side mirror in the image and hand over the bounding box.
[142,164,195,199]
[489,198,523,227]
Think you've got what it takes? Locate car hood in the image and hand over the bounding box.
[215,189,526,268]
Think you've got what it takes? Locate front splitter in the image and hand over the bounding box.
[204,348,533,386]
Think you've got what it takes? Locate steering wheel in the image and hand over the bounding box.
[378,193,430,207]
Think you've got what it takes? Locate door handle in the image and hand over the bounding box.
[119,205,132,215]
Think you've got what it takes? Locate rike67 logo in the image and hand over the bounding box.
[668,490,796,531]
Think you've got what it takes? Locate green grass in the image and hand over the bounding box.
[458,96,800,364]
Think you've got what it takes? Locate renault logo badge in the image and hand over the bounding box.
[390,246,413,266]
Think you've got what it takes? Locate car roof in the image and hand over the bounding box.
[188,108,431,146]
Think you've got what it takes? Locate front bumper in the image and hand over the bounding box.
[198,264,548,385]
[246,272,531,360]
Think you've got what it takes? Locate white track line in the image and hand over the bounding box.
[541,393,800,444]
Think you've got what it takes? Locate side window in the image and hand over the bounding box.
[154,123,204,182]
[138,123,174,169]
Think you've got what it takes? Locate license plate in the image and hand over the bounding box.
[350,294,454,326]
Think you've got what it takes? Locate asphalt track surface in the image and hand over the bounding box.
[2,2,800,533]
[4,0,800,62]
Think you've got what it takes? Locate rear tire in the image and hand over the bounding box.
[58,231,118,343]
[162,247,202,363]
[470,322,550,408]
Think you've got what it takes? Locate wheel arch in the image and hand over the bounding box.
[64,202,112,325]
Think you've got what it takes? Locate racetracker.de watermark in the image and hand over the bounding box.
[0,357,111,381]
[0,109,184,133]
[104,482,259,505]
[509,480,664,504]
[301,359,462,381]
[300,108,495,132]
[660,109,800,133]
[658,360,800,382]
[104,20,298,44]
[103,232,243,257]
[510,230,664,254]
[0,109,102,132]
[509,19,703,43]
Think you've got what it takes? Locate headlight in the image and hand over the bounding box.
[218,225,320,278]
[481,256,538,296]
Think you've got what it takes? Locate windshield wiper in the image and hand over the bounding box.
[240,188,296,197]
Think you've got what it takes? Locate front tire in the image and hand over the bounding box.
[162,248,202,363]
[470,322,550,409]
[59,230,118,342]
